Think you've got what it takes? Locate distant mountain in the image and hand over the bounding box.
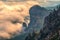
[45,4,60,11]
[45,7,55,11]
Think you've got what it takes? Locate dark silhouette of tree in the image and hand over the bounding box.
[38,5,60,40]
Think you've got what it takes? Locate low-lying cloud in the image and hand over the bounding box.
[0,1,39,39]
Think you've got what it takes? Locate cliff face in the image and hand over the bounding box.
[28,5,49,32]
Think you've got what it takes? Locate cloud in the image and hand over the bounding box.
[48,0,60,1]
[0,0,29,1]
[0,1,39,39]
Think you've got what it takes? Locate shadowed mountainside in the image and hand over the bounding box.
[25,5,60,40]
[38,5,60,40]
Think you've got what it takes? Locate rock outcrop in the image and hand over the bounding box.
[28,5,49,32]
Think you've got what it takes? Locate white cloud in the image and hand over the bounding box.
[48,0,60,1]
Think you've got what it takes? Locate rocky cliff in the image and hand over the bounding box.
[25,5,60,40]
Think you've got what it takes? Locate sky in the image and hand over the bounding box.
[0,0,60,7]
